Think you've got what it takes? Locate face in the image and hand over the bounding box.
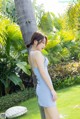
[34,38,46,51]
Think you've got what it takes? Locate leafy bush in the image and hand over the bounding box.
[49,61,80,79]
[52,75,80,90]
[0,18,31,96]
[48,61,80,89]
[0,88,35,111]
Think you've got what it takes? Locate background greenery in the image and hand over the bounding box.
[0,0,80,113]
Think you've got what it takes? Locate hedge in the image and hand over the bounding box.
[0,88,36,111]
[49,61,80,89]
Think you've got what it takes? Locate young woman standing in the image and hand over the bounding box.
[27,32,60,119]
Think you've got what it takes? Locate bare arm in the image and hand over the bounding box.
[34,51,55,92]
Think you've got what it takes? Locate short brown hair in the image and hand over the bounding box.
[26,32,47,48]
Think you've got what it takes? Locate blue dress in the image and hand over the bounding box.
[33,56,56,107]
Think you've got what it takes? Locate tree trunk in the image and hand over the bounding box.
[14,0,37,45]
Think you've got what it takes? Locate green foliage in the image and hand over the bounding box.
[0,18,30,96]
[8,74,24,88]
[0,0,17,22]
[48,61,80,89]
[0,0,2,12]
[59,30,75,41]
[32,0,45,25]
[46,30,80,63]
[44,2,80,64]
[52,75,80,89]
[49,61,80,78]
[67,2,80,30]
[46,36,60,50]
[16,62,31,75]
[39,12,54,33]
[54,16,65,30]
[0,88,36,111]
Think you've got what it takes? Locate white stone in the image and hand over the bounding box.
[5,106,28,118]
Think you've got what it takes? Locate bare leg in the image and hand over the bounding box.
[44,108,50,119]
[44,106,60,119]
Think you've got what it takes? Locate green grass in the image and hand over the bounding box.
[5,85,80,119]
[57,85,80,119]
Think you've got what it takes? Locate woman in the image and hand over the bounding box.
[27,32,60,119]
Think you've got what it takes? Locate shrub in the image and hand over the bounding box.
[52,75,80,90]
[0,88,36,111]
[49,61,80,79]
[48,61,80,89]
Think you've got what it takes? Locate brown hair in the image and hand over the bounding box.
[26,32,47,48]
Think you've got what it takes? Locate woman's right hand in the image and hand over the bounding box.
[51,90,58,101]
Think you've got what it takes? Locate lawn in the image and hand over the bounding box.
[8,85,80,119]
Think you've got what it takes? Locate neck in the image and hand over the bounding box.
[30,46,37,51]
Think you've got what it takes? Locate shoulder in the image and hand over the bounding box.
[34,50,42,56]
[30,50,42,57]
[34,51,44,61]
[29,50,41,57]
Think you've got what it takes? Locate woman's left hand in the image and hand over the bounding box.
[51,90,58,101]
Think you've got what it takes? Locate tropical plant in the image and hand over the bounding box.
[32,0,45,25]
[67,2,80,30]
[0,18,31,96]
[39,12,55,34]
[0,0,17,22]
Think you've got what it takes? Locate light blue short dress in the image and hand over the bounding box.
[33,56,56,107]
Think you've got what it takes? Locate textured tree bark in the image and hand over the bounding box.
[14,0,37,45]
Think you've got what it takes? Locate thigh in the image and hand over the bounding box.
[39,105,46,119]
[44,108,50,119]
[44,106,60,119]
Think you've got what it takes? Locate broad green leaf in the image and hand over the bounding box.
[16,62,31,75]
[8,74,22,85]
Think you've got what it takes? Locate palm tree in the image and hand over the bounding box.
[14,0,37,46]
